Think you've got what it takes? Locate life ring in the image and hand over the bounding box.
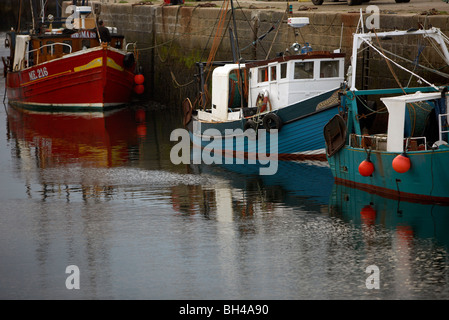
[256,92,271,113]
[262,113,283,132]
[182,98,193,127]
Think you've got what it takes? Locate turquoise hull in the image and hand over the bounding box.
[327,140,449,204]
[326,86,449,205]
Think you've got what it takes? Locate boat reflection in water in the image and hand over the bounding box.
[329,183,449,247]
[171,159,335,219]
[6,104,149,199]
[7,105,146,167]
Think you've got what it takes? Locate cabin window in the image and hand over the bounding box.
[63,40,72,54]
[40,41,44,54]
[320,60,339,78]
[270,66,277,81]
[46,41,55,55]
[258,67,268,83]
[280,63,287,79]
[294,61,314,79]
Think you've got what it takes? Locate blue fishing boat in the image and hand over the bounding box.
[183,13,345,162]
[324,23,449,204]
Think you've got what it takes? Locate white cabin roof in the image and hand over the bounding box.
[381,91,443,152]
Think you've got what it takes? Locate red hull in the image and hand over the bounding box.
[6,46,135,110]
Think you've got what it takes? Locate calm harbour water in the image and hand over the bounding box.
[1,39,449,301]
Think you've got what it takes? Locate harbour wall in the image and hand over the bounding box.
[0,1,57,32]
[65,2,449,107]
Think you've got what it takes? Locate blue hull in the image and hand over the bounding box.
[191,89,339,161]
[327,145,449,204]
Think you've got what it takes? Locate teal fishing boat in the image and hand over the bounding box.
[324,20,449,204]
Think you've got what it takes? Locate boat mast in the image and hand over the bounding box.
[229,0,246,108]
[40,0,45,23]
[17,0,23,32]
[230,0,241,62]
[30,0,36,32]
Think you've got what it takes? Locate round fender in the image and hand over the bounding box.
[262,113,283,132]
[244,119,258,140]
[123,53,135,69]
[244,119,258,131]
[182,98,193,127]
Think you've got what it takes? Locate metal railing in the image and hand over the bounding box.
[438,113,449,143]
[26,42,73,66]
[350,134,428,151]
[27,42,73,56]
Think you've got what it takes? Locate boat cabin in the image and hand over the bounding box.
[347,91,449,153]
[3,4,126,74]
[246,52,345,110]
[5,30,125,74]
[197,51,345,122]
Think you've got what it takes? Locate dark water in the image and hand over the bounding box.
[1,36,449,301]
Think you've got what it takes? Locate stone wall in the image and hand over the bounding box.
[63,1,449,107]
[0,0,58,31]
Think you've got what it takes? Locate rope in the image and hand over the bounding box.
[265,10,286,59]
[373,31,406,93]
[363,34,438,90]
[199,0,232,109]
[155,5,182,63]
[309,13,339,34]
[234,0,268,57]
[368,39,449,79]
[170,70,195,88]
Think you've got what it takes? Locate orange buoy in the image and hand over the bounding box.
[360,205,376,225]
[358,159,374,177]
[134,84,144,95]
[392,153,411,173]
[134,74,145,85]
[137,124,147,138]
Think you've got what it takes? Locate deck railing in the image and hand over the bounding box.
[27,42,73,65]
[438,113,449,143]
[350,134,428,151]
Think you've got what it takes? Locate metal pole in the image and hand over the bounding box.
[56,0,60,19]
[30,0,35,32]
[230,0,241,61]
[229,0,246,108]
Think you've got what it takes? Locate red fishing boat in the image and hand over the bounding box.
[2,1,140,111]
